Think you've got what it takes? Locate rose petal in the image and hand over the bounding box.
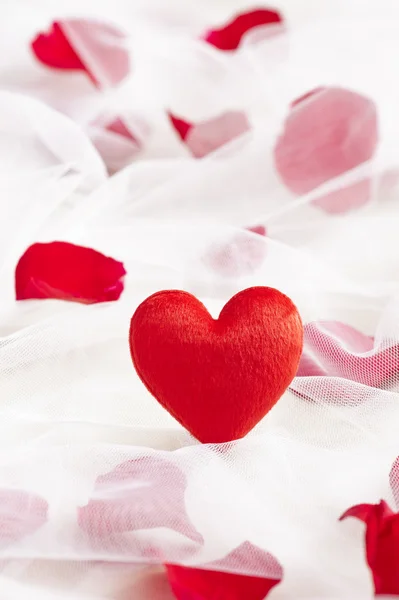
[78,457,202,544]
[169,111,250,158]
[32,22,86,72]
[168,114,193,142]
[312,179,372,215]
[341,501,399,596]
[0,489,48,544]
[204,225,267,278]
[32,19,130,88]
[274,87,378,213]
[247,225,266,236]
[296,321,399,389]
[166,541,282,599]
[203,9,283,51]
[90,116,143,174]
[15,242,126,304]
[106,117,137,141]
[340,501,394,524]
[291,87,326,108]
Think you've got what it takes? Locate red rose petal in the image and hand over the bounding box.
[341,500,399,596]
[0,489,48,544]
[166,541,282,599]
[169,111,250,158]
[274,87,378,213]
[204,225,267,278]
[168,114,193,142]
[204,9,283,51]
[31,19,130,88]
[78,457,202,544]
[32,22,86,72]
[15,242,126,304]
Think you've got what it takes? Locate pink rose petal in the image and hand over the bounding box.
[247,225,266,236]
[106,117,137,141]
[90,115,145,173]
[78,457,202,544]
[0,489,48,545]
[274,87,379,214]
[312,178,372,215]
[169,111,250,158]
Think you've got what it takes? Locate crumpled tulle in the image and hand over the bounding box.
[1,0,399,598]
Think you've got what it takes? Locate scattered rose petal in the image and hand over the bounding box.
[311,178,373,214]
[32,22,86,72]
[15,242,126,304]
[166,541,282,599]
[274,87,378,213]
[90,115,145,174]
[168,114,192,142]
[169,111,250,158]
[204,225,267,278]
[0,489,48,544]
[78,457,202,544]
[31,19,130,88]
[296,321,399,389]
[340,501,399,596]
[105,118,136,140]
[247,225,267,236]
[203,9,283,51]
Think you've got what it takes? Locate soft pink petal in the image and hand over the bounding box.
[187,111,250,158]
[0,489,48,544]
[78,457,202,544]
[170,111,250,158]
[90,115,145,173]
[274,87,378,214]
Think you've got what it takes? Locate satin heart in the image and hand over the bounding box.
[129,287,303,444]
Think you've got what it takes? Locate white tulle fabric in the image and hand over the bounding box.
[1,0,399,598]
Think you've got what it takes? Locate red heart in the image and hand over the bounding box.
[129,287,303,444]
